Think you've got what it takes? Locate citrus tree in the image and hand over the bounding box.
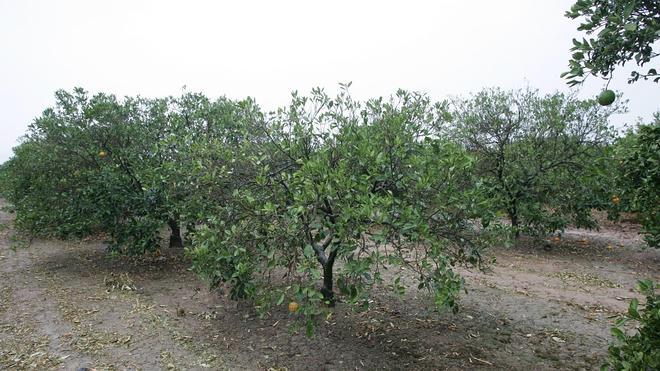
[0,87,274,256]
[0,137,104,239]
[188,87,498,332]
[0,89,121,240]
[449,88,621,238]
[610,114,660,248]
[1,89,200,253]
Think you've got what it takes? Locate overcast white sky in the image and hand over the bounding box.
[1,0,658,162]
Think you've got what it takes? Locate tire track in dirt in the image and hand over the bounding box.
[0,235,72,368]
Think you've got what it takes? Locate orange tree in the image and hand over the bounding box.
[449,88,621,238]
[0,89,128,240]
[0,88,256,254]
[610,114,660,248]
[0,89,165,251]
[0,137,104,238]
[187,86,499,332]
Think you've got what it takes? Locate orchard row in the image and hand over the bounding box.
[0,86,657,322]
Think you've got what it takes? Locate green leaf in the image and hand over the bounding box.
[623,23,637,32]
[623,3,634,18]
[306,319,314,337]
[637,279,652,293]
[610,327,626,341]
[303,244,315,259]
[628,298,639,318]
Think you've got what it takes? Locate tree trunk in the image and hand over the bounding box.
[508,206,520,239]
[321,260,335,306]
[168,219,183,248]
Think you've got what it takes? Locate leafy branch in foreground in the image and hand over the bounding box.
[563,0,660,86]
[603,280,660,370]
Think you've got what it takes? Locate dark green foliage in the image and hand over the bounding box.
[612,115,660,247]
[1,140,101,238]
[603,280,660,370]
[564,0,660,85]
[0,88,259,254]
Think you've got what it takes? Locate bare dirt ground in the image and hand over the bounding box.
[1,201,658,371]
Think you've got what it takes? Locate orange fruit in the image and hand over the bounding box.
[598,90,615,106]
[612,195,620,205]
[99,150,108,158]
[288,301,299,313]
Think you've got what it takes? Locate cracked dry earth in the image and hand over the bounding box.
[0,199,658,370]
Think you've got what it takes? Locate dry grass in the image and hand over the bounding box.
[550,271,621,289]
